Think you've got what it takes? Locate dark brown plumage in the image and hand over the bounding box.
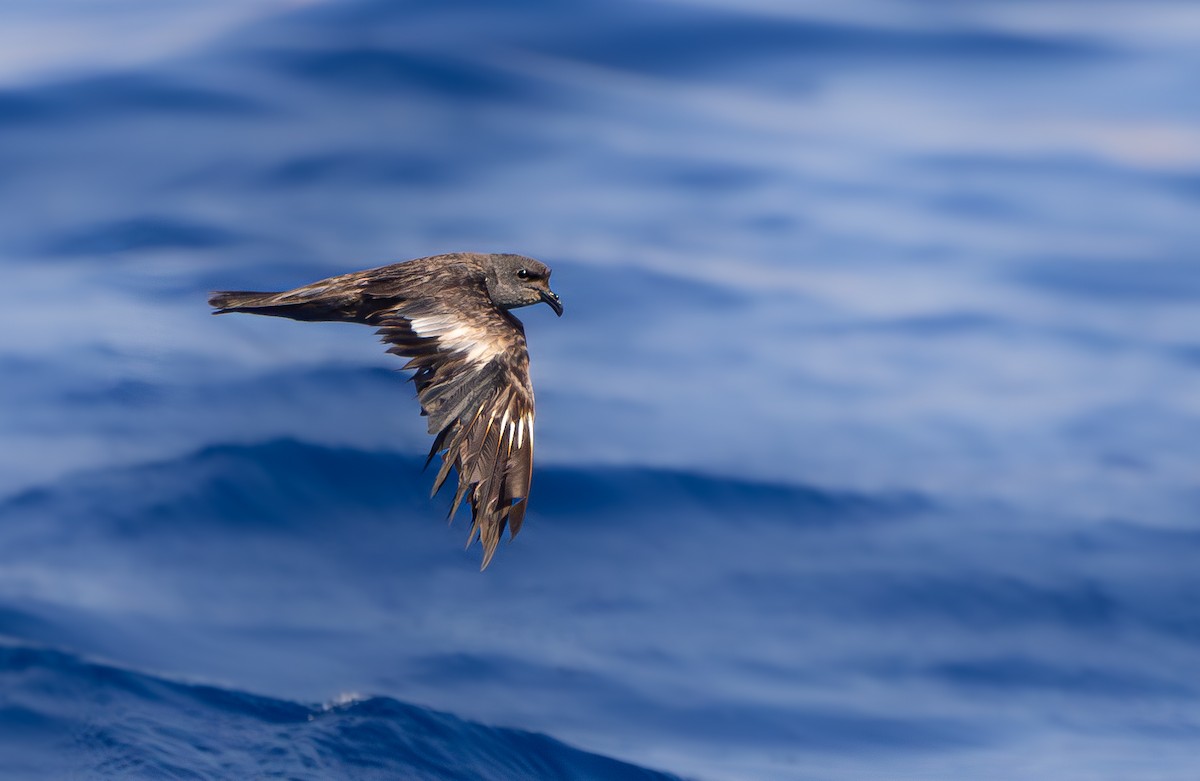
[209,252,562,569]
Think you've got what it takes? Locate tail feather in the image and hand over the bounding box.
[208,289,364,322]
[208,291,280,311]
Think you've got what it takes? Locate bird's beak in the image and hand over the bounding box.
[540,289,563,317]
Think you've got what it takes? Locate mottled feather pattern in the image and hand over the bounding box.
[210,252,551,569]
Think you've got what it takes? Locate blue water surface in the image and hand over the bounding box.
[1,1,1198,779]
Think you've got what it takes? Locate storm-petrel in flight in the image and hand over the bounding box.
[209,252,563,569]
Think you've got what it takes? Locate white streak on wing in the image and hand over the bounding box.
[522,413,534,448]
[516,417,524,450]
[500,408,514,453]
[483,404,499,439]
[409,314,497,364]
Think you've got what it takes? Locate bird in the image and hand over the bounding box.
[208,252,563,569]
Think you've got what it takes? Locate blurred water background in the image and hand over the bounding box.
[1,1,1198,779]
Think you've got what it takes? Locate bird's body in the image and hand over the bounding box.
[209,252,562,569]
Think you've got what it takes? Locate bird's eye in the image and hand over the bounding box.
[517,268,529,279]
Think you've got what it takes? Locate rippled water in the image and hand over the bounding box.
[1,1,1198,779]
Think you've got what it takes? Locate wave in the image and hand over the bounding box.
[43,215,246,256]
[0,644,683,781]
[0,438,921,539]
[0,73,265,129]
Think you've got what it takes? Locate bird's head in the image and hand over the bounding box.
[483,254,563,316]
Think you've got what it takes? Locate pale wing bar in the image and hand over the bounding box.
[374,304,535,569]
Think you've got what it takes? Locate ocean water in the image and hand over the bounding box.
[1,1,1198,779]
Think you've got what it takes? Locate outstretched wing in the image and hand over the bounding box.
[374,291,535,570]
